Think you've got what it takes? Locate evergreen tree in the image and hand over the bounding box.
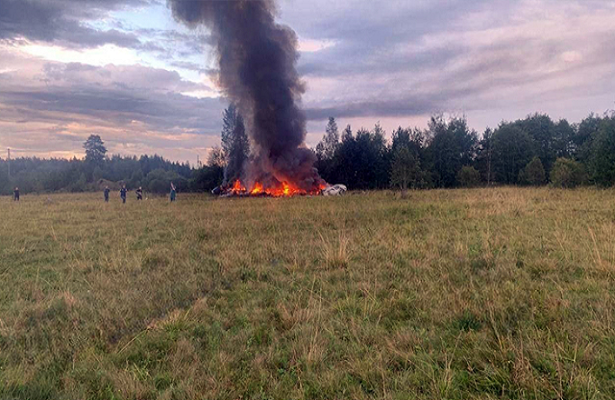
[341,124,353,142]
[221,104,238,156]
[315,118,341,182]
[330,125,388,190]
[220,104,249,184]
[83,135,107,165]
[390,127,411,156]
[316,117,340,161]
[328,125,355,187]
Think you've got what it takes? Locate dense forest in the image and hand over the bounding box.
[315,111,615,190]
[1,108,614,196]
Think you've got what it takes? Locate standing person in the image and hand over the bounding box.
[169,183,176,202]
[120,185,127,204]
[104,186,110,202]
[13,187,19,201]
[136,187,143,201]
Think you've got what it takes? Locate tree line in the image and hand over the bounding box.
[0,135,195,196]
[1,109,614,196]
[315,111,615,190]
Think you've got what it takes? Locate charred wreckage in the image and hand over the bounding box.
[212,182,347,198]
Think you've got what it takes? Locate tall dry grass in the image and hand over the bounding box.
[0,188,614,399]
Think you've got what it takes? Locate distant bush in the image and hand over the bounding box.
[551,158,588,188]
[457,166,481,188]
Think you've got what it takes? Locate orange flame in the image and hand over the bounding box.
[230,180,246,195]
[228,180,326,197]
[250,182,264,195]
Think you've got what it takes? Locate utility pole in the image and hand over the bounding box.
[7,148,10,181]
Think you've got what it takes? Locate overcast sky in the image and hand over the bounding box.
[1,0,614,163]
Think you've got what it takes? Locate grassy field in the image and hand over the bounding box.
[1,188,615,400]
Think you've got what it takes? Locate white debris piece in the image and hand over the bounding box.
[322,184,347,196]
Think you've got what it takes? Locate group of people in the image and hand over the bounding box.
[9,184,177,203]
[104,183,177,203]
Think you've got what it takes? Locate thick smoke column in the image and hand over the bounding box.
[168,0,324,191]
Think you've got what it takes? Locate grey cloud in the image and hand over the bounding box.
[302,43,601,121]
[298,45,463,78]
[284,0,615,124]
[286,0,496,77]
[305,98,436,121]
[0,59,224,135]
[133,28,212,71]
[41,62,214,93]
[0,0,149,48]
[1,88,222,131]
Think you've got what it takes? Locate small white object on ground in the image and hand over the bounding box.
[322,184,347,196]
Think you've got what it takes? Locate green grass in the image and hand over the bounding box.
[1,188,615,399]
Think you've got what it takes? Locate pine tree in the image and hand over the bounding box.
[221,104,238,157]
[316,117,340,161]
[83,135,107,165]
[342,125,353,142]
[225,113,249,183]
[220,104,250,184]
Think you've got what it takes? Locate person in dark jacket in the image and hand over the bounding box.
[104,186,110,202]
[136,187,143,201]
[13,187,19,201]
[170,183,176,202]
[120,185,127,204]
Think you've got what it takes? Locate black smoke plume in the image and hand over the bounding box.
[168,0,324,191]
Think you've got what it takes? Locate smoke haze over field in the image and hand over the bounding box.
[168,0,323,190]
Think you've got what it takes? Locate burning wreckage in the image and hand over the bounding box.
[212,181,347,198]
[169,0,345,198]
